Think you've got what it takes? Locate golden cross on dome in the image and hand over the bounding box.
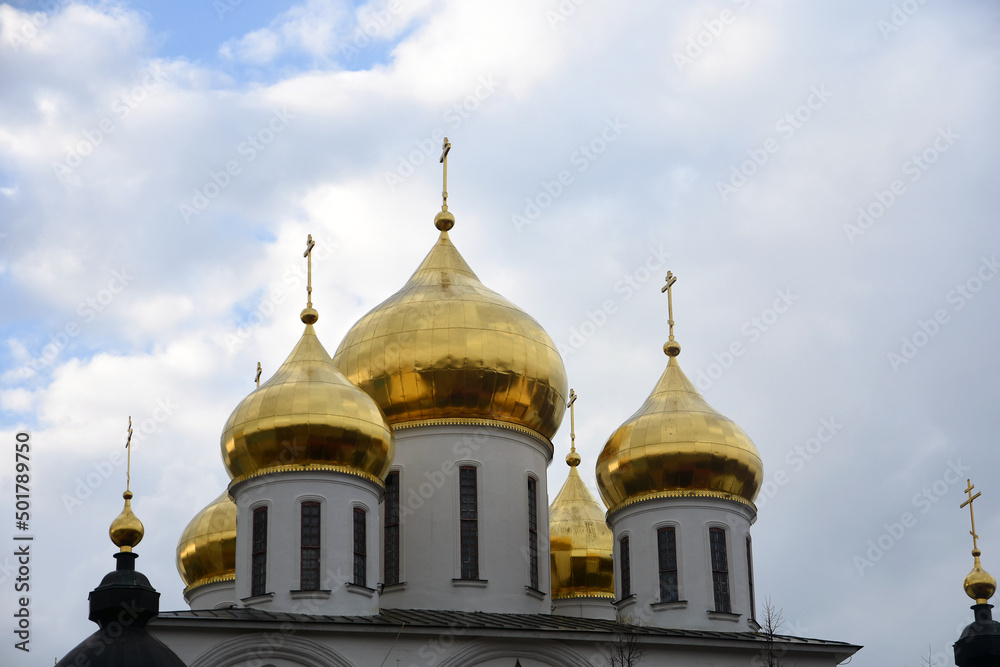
[661,271,678,339]
[567,389,578,453]
[962,479,983,551]
[124,416,133,492]
[303,234,316,309]
[440,138,451,211]
[255,361,262,389]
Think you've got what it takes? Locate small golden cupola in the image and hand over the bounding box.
[221,235,394,486]
[175,490,237,595]
[596,272,763,513]
[961,479,997,605]
[550,390,615,600]
[333,139,568,441]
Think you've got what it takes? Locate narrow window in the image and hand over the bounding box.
[746,535,756,622]
[460,466,479,579]
[527,476,539,590]
[384,471,400,586]
[657,526,678,602]
[251,507,267,597]
[300,502,320,590]
[619,535,631,598]
[353,507,367,587]
[710,527,731,613]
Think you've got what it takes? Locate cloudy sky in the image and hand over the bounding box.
[1,0,998,664]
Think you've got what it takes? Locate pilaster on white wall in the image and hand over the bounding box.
[608,496,757,632]
[231,470,382,616]
[380,423,552,614]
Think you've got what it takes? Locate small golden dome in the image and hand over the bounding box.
[965,549,997,604]
[596,355,763,513]
[176,491,237,592]
[550,464,615,599]
[221,323,394,485]
[109,490,144,552]
[333,229,568,440]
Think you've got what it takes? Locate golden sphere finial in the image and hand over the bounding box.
[965,549,997,604]
[435,209,455,232]
[300,307,319,324]
[664,340,681,357]
[109,489,144,553]
[566,450,581,467]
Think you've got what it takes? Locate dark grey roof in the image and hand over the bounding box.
[155,607,858,649]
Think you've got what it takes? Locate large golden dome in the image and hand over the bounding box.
[596,354,763,513]
[176,490,236,593]
[333,227,568,441]
[221,322,394,485]
[550,453,615,599]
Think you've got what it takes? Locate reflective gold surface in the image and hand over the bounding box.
[109,490,144,553]
[333,230,568,440]
[964,549,997,604]
[550,462,615,600]
[176,490,237,592]
[596,355,763,513]
[222,323,394,483]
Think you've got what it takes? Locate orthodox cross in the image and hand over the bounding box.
[567,389,578,453]
[124,416,133,492]
[661,271,678,341]
[962,479,983,551]
[439,138,452,211]
[255,362,262,389]
[303,234,316,309]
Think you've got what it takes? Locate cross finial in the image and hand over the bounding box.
[255,362,262,389]
[660,271,681,357]
[962,479,983,551]
[300,234,319,324]
[434,138,455,231]
[124,416,133,492]
[567,389,578,453]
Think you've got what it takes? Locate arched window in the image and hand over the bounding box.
[353,507,367,587]
[657,526,678,602]
[251,507,268,597]
[709,527,730,613]
[527,476,539,590]
[746,534,756,621]
[300,501,320,590]
[384,471,400,586]
[459,466,479,579]
[619,535,631,598]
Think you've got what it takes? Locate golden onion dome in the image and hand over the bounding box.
[965,549,997,604]
[109,490,144,553]
[596,354,763,513]
[221,321,394,486]
[332,227,568,441]
[176,490,236,593]
[550,452,615,599]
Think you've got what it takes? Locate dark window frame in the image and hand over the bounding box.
[353,507,367,587]
[746,534,756,622]
[251,506,268,597]
[300,501,321,591]
[459,466,479,580]
[620,535,631,598]
[527,476,539,590]
[384,471,400,586]
[709,527,731,613]
[657,526,679,602]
